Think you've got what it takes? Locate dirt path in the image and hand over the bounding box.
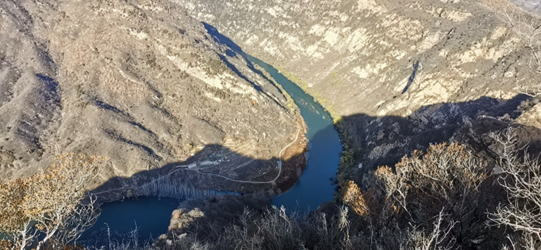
[90,127,302,196]
[191,127,301,184]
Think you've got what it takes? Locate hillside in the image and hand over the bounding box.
[0,0,300,192]
[177,0,539,116]
[175,0,541,180]
[3,0,541,248]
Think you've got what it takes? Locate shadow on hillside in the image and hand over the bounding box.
[202,22,286,97]
[339,93,541,184]
[82,127,306,245]
[88,142,307,203]
[202,22,264,71]
[83,92,541,247]
[401,60,419,94]
[202,22,245,56]
[87,92,541,205]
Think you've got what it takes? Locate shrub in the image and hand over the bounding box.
[341,143,495,248]
[490,128,541,249]
[0,153,106,250]
[155,206,360,250]
[376,143,488,221]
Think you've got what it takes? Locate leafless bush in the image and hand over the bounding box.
[341,143,495,248]
[156,203,464,250]
[378,143,488,222]
[82,224,155,250]
[490,128,541,249]
[0,153,106,249]
[157,205,361,250]
[397,209,458,250]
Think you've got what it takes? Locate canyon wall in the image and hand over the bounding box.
[177,0,539,118]
[176,0,541,179]
[0,0,298,191]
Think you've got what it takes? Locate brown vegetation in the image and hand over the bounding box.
[341,143,496,249]
[0,154,106,250]
[337,127,541,250]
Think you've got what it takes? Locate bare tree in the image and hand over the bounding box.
[342,143,491,248]
[375,143,488,224]
[397,209,458,250]
[0,153,106,249]
[490,128,541,249]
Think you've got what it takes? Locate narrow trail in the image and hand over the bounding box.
[193,127,301,184]
[90,127,302,196]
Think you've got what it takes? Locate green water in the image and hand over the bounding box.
[81,56,342,245]
[246,55,342,213]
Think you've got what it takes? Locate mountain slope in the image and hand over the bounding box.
[0,0,299,191]
[175,0,541,179]
[177,0,540,118]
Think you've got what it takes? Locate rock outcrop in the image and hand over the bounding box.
[176,0,539,119]
[0,0,299,192]
[511,0,541,15]
[175,0,541,180]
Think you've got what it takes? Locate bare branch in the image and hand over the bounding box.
[489,128,541,249]
[0,153,106,249]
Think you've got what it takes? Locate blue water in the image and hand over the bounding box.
[82,55,342,245]
[80,197,180,246]
[246,55,342,213]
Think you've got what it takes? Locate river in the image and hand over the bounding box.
[246,55,342,212]
[81,55,342,245]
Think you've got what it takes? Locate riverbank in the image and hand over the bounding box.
[88,107,308,204]
[84,53,340,244]
[272,114,308,194]
[169,113,308,195]
[245,55,342,212]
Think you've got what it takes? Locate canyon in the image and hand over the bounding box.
[0,0,302,194]
[176,0,541,182]
[2,0,541,248]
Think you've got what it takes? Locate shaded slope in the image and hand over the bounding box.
[0,0,299,193]
[338,94,541,185]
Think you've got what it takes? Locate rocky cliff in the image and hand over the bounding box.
[177,0,540,117]
[0,0,300,192]
[175,0,541,180]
